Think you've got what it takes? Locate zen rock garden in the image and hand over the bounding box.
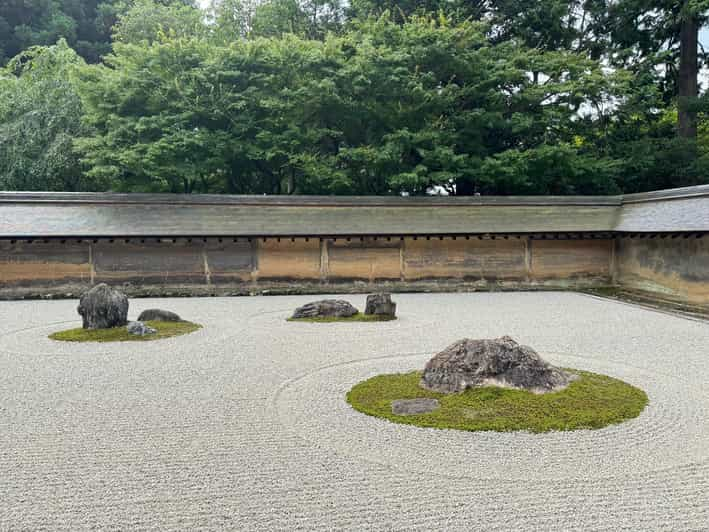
[289,293,397,322]
[6,292,706,530]
[50,283,200,342]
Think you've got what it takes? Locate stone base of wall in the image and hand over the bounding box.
[585,287,709,318]
[0,277,614,300]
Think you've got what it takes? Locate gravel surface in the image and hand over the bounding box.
[1,292,708,531]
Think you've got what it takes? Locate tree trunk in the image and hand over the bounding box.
[678,13,698,139]
[287,168,295,194]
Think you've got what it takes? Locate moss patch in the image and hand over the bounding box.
[347,370,648,433]
[288,312,396,323]
[49,320,201,342]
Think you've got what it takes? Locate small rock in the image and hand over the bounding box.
[420,336,577,394]
[137,308,182,322]
[392,398,440,415]
[291,299,358,319]
[126,321,157,336]
[365,293,397,317]
[77,283,129,330]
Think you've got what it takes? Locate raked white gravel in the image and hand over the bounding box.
[1,292,708,530]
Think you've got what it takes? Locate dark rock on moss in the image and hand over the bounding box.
[365,293,397,317]
[420,336,577,394]
[391,398,440,415]
[77,284,129,330]
[292,299,358,319]
[137,308,181,322]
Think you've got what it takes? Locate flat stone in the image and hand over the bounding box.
[77,283,129,330]
[126,321,157,336]
[420,335,577,394]
[291,299,358,319]
[391,398,440,415]
[138,309,182,322]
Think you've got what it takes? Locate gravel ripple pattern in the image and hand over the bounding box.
[1,293,708,530]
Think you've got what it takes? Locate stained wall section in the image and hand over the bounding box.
[615,235,709,306]
[0,236,617,298]
[6,235,705,308]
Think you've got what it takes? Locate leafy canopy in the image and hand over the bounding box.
[1,0,708,194]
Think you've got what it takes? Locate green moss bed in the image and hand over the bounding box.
[288,313,396,323]
[346,370,648,433]
[49,321,202,342]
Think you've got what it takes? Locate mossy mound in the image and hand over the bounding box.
[347,370,648,433]
[49,320,201,342]
[288,312,396,323]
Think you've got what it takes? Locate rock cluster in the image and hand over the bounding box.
[365,293,396,318]
[77,284,129,330]
[420,336,577,394]
[138,309,182,322]
[291,299,359,319]
[126,321,157,336]
[291,294,397,320]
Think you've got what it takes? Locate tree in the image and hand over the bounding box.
[0,40,103,191]
[4,0,707,195]
[76,15,623,195]
[678,1,703,138]
[348,0,483,23]
[0,0,120,64]
[113,0,206,44]
[211,0,345,41]
[0,0,199,65]
[210,0,260,40]
[603,0,709,140]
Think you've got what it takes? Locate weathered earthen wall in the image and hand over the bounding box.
[615,235,709,307]
[0,237,615,299]
[7,235,706,308]
[403,238,527,280]
[0,240,91,289]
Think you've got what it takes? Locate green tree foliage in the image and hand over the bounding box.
[1,1,708,195]
[0,0,198,65]
[76,15,623,194]
[0,40,103,191]
[210,0,345,41]
[113,0,206,44]
[0,0,121,64]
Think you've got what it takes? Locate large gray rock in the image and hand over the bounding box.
[392,398,440,415]
[291,299,359,319]
[126,321,157,336]
[137,308,181,322]
[365,293,397,317]
[420,336,577,394]
[77,284,129,330]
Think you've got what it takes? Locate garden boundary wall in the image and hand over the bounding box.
[1,186,707,308]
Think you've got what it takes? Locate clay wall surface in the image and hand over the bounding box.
[0,236,615,298]
[4,235,707,308]
[616,235,709,307]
